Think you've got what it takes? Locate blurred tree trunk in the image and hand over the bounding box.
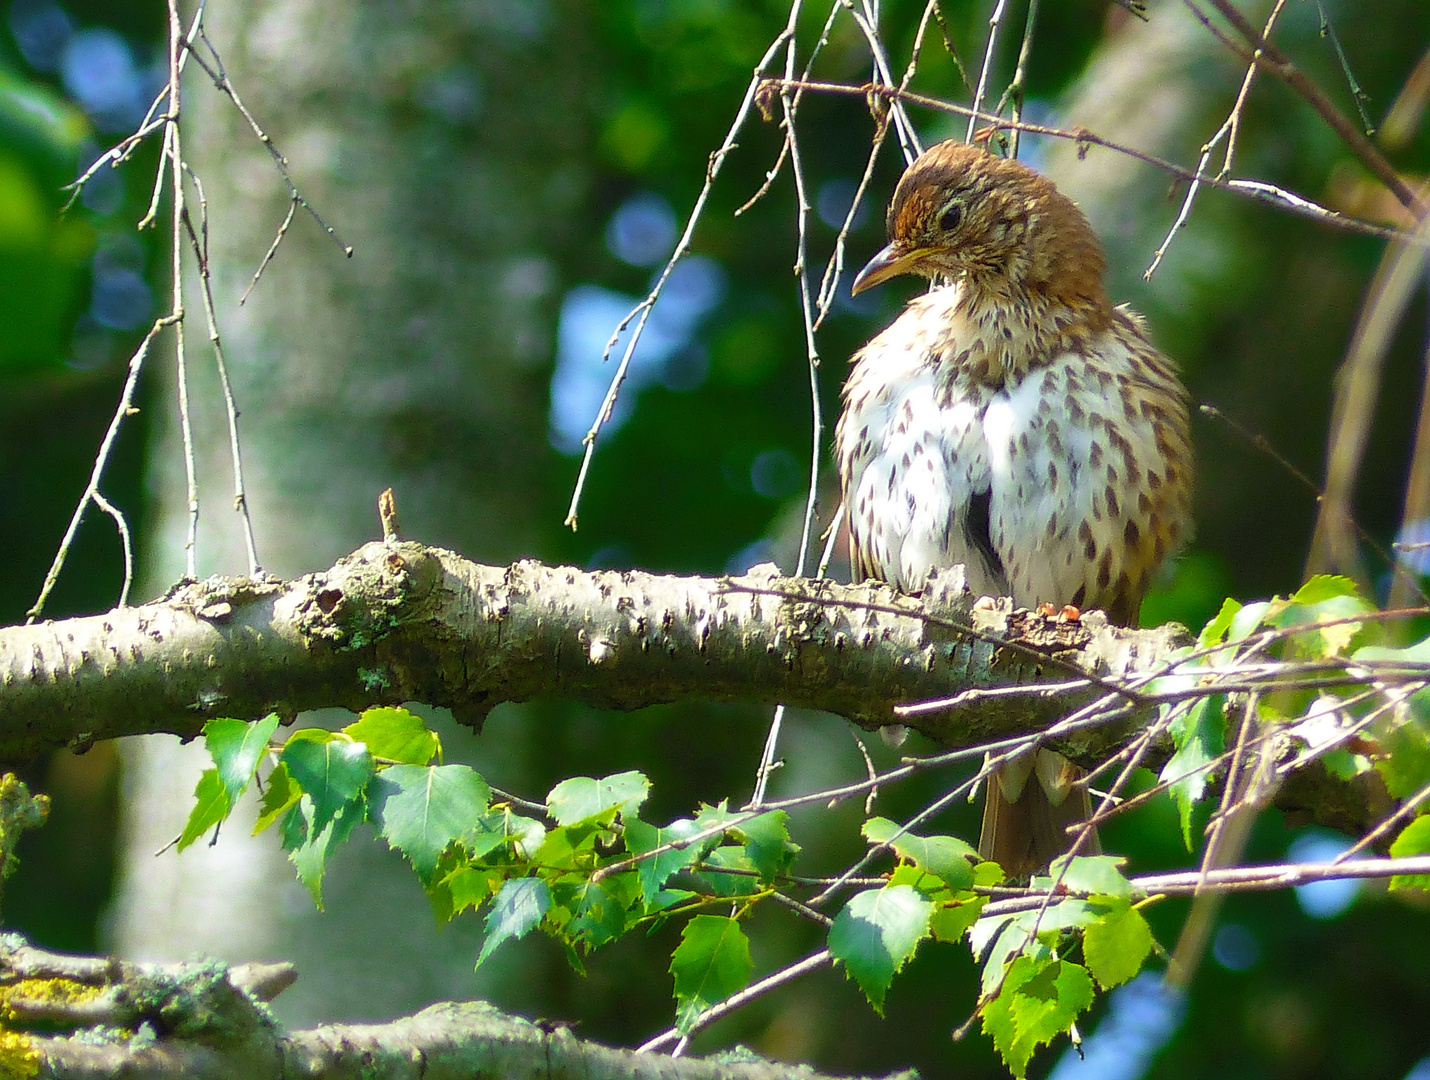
[109,0,594,1025]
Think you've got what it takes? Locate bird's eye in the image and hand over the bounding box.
[939,203,962,231]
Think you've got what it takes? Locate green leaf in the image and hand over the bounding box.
[205,714,280,808]
[930,897,987,943]
[546,771,650,825]
[344,707,441,765]
[465,806,544,860]
[281,737,374,833]
[1273,589,1374,658]
[889,862,945,894]
[443,864,502,915]
[863,817,977,890]
[973,861,1007,887]
[1159,696,1226,849]
[253,761,301,835]
[1292,575,1363,605]
[1043,854,1139,899]
[177,769,230,852]
[981,955,1095,1078]
[828,884,933,1014]
[670,915,753,1033]
[972,913,1056,998]
[1369,708,1430,799]
[476,878,550,967]
[1227,601,1272,643]
[568,881,633,949]
[289,796,365,907]
[692,801,744,836]
[625,817,703,906]
[695,845,760,899]
[370,764,492,883]
[1198,598,1241,648]
[1082,899,1154,988]
[974,902,1101,998]
[531,812,617,873]
[737,810,799,883]
[1389,816,1430,892]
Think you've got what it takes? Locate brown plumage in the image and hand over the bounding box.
[836,140,1192,876]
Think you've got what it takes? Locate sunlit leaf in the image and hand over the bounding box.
[370,764,491,883]
[625,816,703,906]
[205,714,280,809]
[546,771,649,825]
[1198,598,1241,648]
[476,878,550,967]
[253,761,301,835]
[1159,695,1225,849]
[177,769,230,852]
[1044,854,1139,899]
[531,811,617,873]
[863,816,977,890]
[282,736,374,833]
[344,706,440,765]
[736,810,799,883]
[1389,816,1430,893]
[930,896,986,943]
[828,884,933,1014]
[670,915,753,1032]
[1082,899,1154,988]
[981,955,1094,1078]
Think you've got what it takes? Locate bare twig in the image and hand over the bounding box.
[1181,0,1427,219]
[186,26,354,300]
[25,318,177,621]
[1145,0,1288,279]
[966,0,1010,142]
[181,167,262,575]
[563,24,797,531]
[761,79,1422,245]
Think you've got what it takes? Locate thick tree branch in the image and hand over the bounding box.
[0,542,1385,831]
[0,541,1177,760]
[4,938,909,1080]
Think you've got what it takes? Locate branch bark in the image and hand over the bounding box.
[5,938,910,1080]
[0,541,1177,760]
[0,540,1381,832]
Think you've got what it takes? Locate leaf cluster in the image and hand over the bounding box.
[182,709,1172,1074]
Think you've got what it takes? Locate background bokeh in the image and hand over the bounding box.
[3,0,1430,1077]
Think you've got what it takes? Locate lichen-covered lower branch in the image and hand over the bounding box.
[1,937,911,1080]
[0,541,1177,762]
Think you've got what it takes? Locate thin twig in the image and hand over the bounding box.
[167,0,198,581]
[966,0,1010,142]
[187,26,354,298]
[1145,0,1287,279]
[181,166,262,575]
[24,318,176,620]
[1181,0,1427,218]
[563,24,797,531]
[1312,0,1375,137]
[761,79,1422,245]
[636,948,832,1053]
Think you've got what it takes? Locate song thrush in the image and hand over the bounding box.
[836,140,1193,876]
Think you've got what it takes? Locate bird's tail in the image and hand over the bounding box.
[978,749,1099,878]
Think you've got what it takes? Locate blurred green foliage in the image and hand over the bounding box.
[0,66,91,372]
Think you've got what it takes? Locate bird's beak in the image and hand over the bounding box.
[849,242,934,296]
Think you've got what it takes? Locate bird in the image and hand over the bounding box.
[835,139,1192,877]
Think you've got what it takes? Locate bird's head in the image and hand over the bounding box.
[851,140,1108,313]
